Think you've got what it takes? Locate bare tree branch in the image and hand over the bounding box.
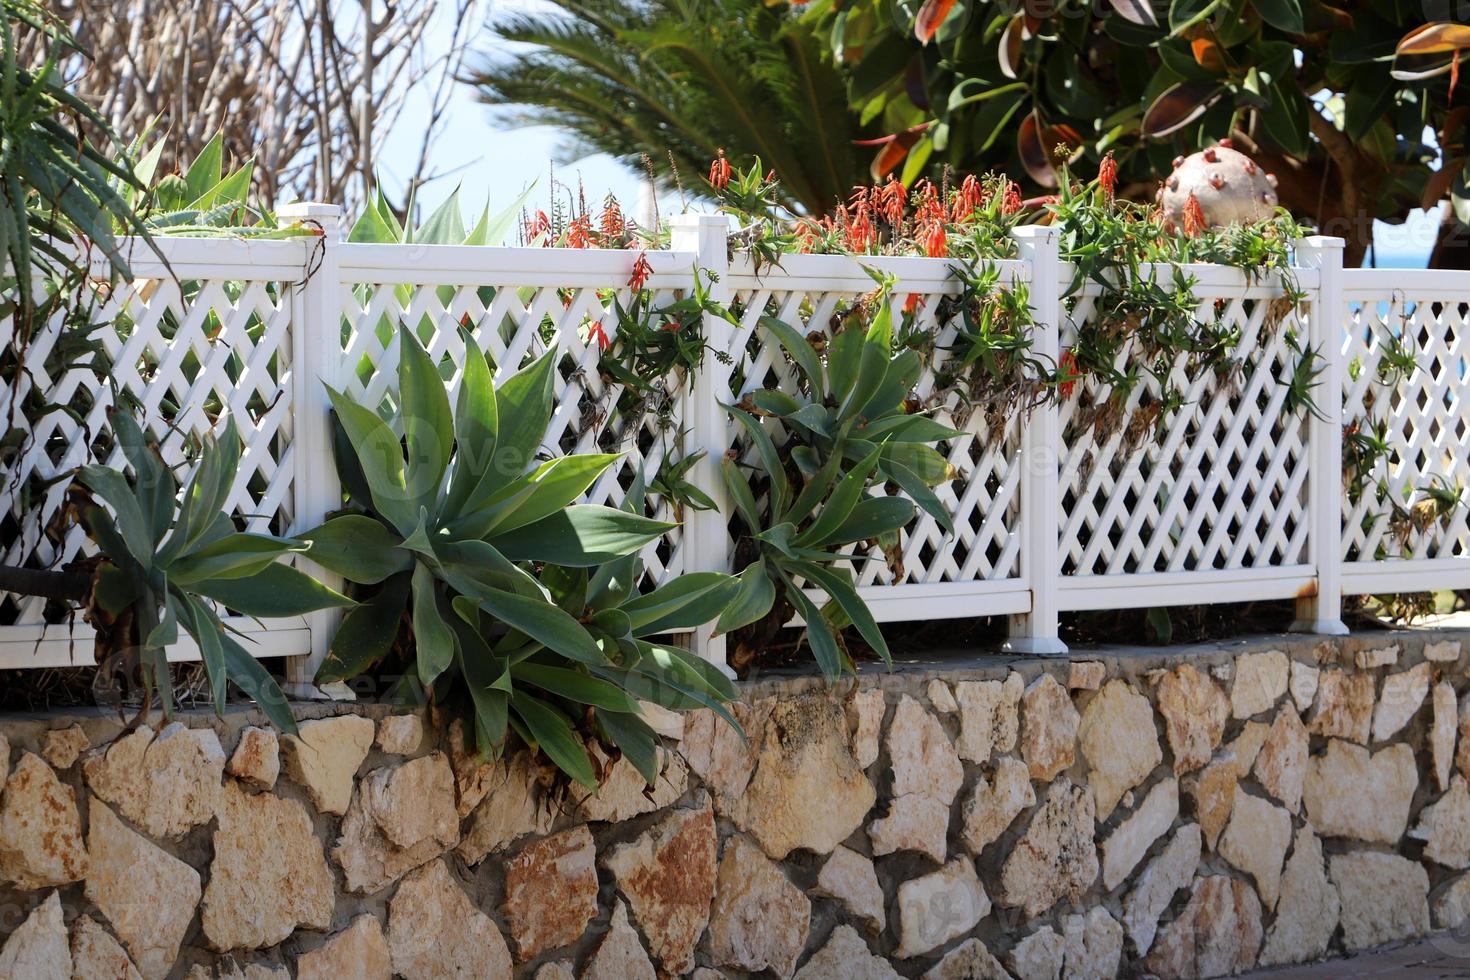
[35,0,484,213]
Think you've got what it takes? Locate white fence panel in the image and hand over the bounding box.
[0,236,314,666]
[1341,269,1470,595]
[724,248,1035,624]
[1056,264,1320,615]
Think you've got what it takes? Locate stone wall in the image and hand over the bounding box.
[0,630,1468,978]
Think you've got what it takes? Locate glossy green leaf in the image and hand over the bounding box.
[1252,0,1302,32]
[479,348,557,501]
[177,594,227,711]
[512,694,596,789]
[166,533,306,586]
[191,562,354,618]
[454,587,605,665]
[511,662,640,711]
[798,560,891,664]
[795,450,881,547]
[714,560,776,635]
[727,406,790,519]
[76,464,151,566]
[462,453,622,537]
[411,563,455,686]
[880,458,952,533]
[316,571,411,683]
[220,631,299,735]
[442,329,499,514]
[784,574,845,682]
[325,384,415,534]
[398,325,455,513]
[110,411,174,547]
[620,572,740,635]
[822,496,915,546]
[490,506,674,567]
[453,616,511,750]
[299,514,410,585]
[594,707,662,785]
[758,315,824,398]
[721,456,762,529]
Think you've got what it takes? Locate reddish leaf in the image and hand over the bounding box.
[1142,82,1221,137]
[1107,0,1157,26]
[864,125,931,181]
[1045,123,1084,148]
[999,14,1025,80]
[915,0,959,43]
[1397,22,1470,56]
[1018,112,1058,188]
[1191,36,1224,71]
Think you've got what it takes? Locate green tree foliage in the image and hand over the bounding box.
[465,0,860,215]
[800,0,1463,262]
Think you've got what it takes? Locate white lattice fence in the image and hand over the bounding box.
[1341,269,1470,594]
[723,252,1034,622]
[7,217,1466,676]
[0,237,315,666]
[1056,265,1319,610]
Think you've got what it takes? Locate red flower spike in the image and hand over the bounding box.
[877,176,907,226]
[527,210,552,245]
[588,320,610,351]
[628,252,654,292]
[1098,153,1118,199]
[845,206,876,253]
[567,214,593,249]
[1058,350,1080,399]
[709,151,731,191]
[951,174,984,221]
[600,198,626,243]
[921,219,947,257]
[1000,180,1023,216]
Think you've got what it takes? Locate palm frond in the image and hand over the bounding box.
[466,0,861,214]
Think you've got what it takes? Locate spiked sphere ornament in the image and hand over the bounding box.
[1156,140,1279,233]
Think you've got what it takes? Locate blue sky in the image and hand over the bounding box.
[373,0,1443,267]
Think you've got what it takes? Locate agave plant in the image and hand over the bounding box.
[306,325,736,787]
[721,275,961,680]
[75,412,352,732]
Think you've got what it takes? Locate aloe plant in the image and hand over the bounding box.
[721,275,961,680]
[307,325,735,787]
[76,412,351,733]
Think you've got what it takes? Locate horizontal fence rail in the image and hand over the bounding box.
[1,206,1467,679]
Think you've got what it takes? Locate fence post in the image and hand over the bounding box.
[1292,236,1349,636]
[1004,225,1069,655]
[279,203,349,697]
[669,214,736,678]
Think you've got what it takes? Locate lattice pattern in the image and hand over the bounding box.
[337,270,689,585]
[1059,282,1311,576]
[0,275,298,626]
[1342,290,1470,563]
[726,267,1025,589]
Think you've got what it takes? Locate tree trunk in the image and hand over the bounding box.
[1429,210,1470,269]
[0,566,92,603]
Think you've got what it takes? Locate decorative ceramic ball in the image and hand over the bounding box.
[1156,140,1279,231]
